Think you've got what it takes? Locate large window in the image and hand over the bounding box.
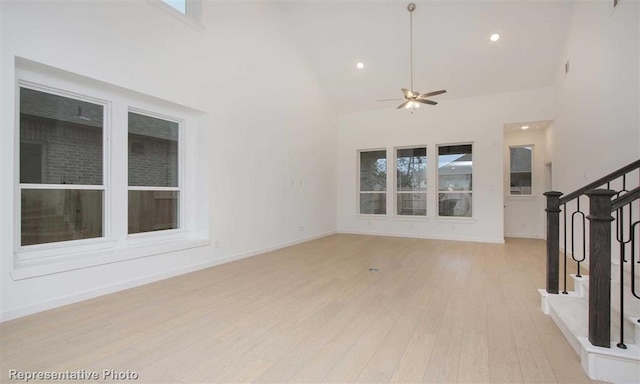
[359,150,387,214]
[13,61,205,275]
[438,144,472,217]
[396,147,427,216]
[510,145,533,195]
[128,112,180,234]
[19,87,105,246]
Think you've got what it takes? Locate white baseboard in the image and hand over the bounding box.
[504,233,544,239]
[337,229,505,244]
[0,230,337,323]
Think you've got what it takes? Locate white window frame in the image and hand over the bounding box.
[437,143,473,218]
[357,148,388,216]
[508,144,534,196]
[151,0,204,30]
[394,145,427,217]
[15,81,113,260]
[12,59,206,277]
[127,107,185,240]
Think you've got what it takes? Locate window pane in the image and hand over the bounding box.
[438,193,472,217]
[510,146,532,195]
[128,112,179,187]
[360,150,387,192]
[397,193,426,216]
[20,88,103,185]
[360,193,386,215]
[21,189,103,246]
[129,190,179,234]
[397,147,426,191]
[162,0,186,14]
[438,145,472,191]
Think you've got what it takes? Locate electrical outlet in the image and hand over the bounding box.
[214,240,220,248]
[299,226,305,232]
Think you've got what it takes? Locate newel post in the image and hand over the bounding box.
[544,191,563,294]
[586,189,615,348]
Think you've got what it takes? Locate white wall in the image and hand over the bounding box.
[0,1,336,320]
[336,87,556,243]
[503,127,548,239]
[552,0,639,194]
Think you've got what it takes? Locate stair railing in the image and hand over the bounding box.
[545,159,640,348]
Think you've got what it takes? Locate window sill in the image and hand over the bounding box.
[355,214,389,220]
[434,217,476,223]
[392,216,430,222]
[11,237,210,281]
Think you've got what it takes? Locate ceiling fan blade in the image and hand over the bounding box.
[416,99,437,105]
[401,88,413,98]
[418,89,447,98]
[377,98,404,102]
[397,100,409,109]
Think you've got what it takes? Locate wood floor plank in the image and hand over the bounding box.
[0,235,598,384]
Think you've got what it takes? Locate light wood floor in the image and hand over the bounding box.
[0,235,599,383]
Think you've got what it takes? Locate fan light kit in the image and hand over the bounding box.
[377,3,447,112]
[490,33,500,42]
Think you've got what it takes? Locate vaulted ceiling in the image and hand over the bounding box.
[278,0,575,115]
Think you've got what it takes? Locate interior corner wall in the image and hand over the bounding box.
[336,86,556,243]
[0,1,336,320]
[552,0,639,194]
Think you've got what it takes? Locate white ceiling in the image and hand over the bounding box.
[278,0,574,115]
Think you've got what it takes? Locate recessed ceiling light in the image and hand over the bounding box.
[490,33,500,42]
[356,62,364,69]
[521,125,529,130]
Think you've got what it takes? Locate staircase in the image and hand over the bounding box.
[540,160,640,384]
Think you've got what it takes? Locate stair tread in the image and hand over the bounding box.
[547,294,588,338]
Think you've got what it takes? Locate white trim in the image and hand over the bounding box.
[1,230,336,322]
[337,230,504,244]
[433,217,477,224]
[504,233,544,239]
[508,144,534,197]
[11,238,209,281]
[19,184,105,190]
[127,186,180,191]
[127,106,184,234]
[357,148,388,215]
[16,238,117,262]
[126,228,187,243]
[15,81,111,256]
[12,58,207,273]
[147,0,204,32]
[394,145,428,217]
[436,142,474,218]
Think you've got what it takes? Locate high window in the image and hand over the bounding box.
[155,0,202,25]
[162,0,187,14]
[128,112,180,234]
[509,145,533,195]
[19,87,106,246]
[359,150,387,215]
[438,144,473,217]
[396,147,427,216]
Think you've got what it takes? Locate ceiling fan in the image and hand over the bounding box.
[378,3,447,111]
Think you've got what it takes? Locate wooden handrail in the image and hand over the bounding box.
[611,186,640,212]
[558,159,640,205]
